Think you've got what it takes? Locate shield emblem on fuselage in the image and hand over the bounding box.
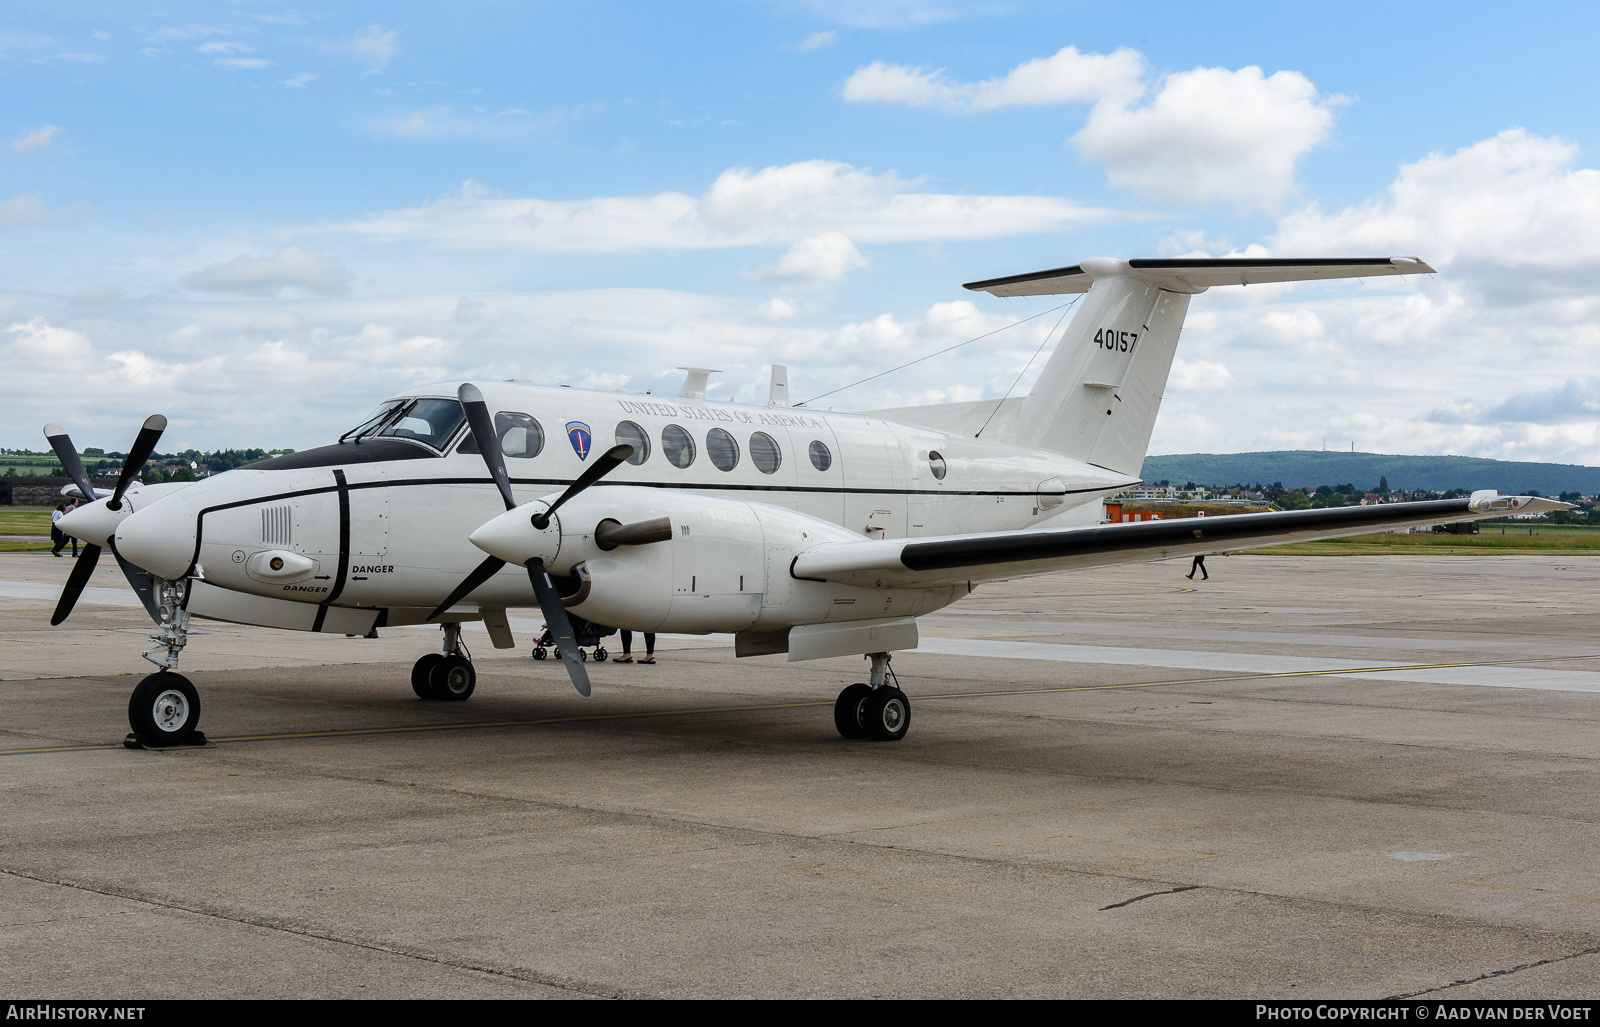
[566,421,592,461]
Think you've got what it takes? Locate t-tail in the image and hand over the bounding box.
[962,257,1434,478]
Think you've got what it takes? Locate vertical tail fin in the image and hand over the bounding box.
[963,256,1434,477]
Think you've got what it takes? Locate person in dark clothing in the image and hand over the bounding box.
[613,630,656,664]
[51,503,69,557]
[1187,554,1208,580]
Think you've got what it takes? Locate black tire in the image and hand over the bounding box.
[532,647,547,661]
[833,683,872,739]
[128,672,201,747]
[578,649,588,662]
[429,654,476,701]
[411,653,444,699]
[593,646,608,662]
[861,686,910,742]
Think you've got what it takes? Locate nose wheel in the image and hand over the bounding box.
[128,671,201,747]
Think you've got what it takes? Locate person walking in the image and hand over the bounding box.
[612,630,656,664]
[50,503,68,557]
[1186,554,1208,580]
[64,499,79,557]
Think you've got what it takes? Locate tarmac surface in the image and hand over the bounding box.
[3,549,1599,999]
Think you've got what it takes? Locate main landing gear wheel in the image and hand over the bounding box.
[411,653,444,699]
[860,686,910,742]
[429,654,476,701]
[128,671,201,747]
[834,683,872,739]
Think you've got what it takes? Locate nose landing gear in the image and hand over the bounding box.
[833,652,910,742]
[411,622,476,701]
[125,579,208,748]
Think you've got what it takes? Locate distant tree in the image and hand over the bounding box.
[1276,489,1312,511]
[1183,480,1196,491]
[1377,476,1390,496]
[1560,491,1582,504]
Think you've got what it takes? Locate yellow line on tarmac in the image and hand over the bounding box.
[3,653,1599,757]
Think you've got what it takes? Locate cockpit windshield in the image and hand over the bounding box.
[340,400,405,442]
[376,398,468,451]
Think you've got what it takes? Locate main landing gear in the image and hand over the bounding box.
[834,652,909,742]
[411,622,476,701]
[125,579,206,748]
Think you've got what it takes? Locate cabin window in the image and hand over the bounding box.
[928,451,947,481]
[615,420,651,465]
[377,398,467,451]
[749,432,781,474]
[455,412,544,458]
[808,440,832,472]
[706,428,739,472]
[662,424,696,468]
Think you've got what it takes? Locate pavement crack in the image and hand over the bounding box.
[1386,941,1600,998]
[1100,885,1200,911]
[0,866,645,999]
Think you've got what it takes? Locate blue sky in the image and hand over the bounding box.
[5,1,1600,463]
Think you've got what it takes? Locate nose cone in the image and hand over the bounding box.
[57,500,124,547]
[116,495,198,580]
[469,505,560,566]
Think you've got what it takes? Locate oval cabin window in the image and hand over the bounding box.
[662,424,696,468]
[928,451,947,481]
[706,428,739,472]
[808,440,832,472]
[749,432,781,474]
[615,420,650,465]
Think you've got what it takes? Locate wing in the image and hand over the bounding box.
[791,495,1565,588]
[963,257,1434,298]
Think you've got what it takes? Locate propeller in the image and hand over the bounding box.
[452,383,634,696]
[44,416,167,626]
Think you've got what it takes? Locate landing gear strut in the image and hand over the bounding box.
[126,579,204,747]
[412,622,476,701]
[834,652,909,742]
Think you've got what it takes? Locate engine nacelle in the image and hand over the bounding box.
[470,486,960,634]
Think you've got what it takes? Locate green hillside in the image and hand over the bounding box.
[1140,451,1600,496]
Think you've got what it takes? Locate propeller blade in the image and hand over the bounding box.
[456,384,516,511]
[110,541,161,624]
[42,424,100,504]
[527,557,591,697]
[108,414,167,511]
[427,554,507,621]
[50,544,102,626]
[531,444,634,530]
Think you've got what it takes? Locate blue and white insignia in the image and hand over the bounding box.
[565,421,592,461]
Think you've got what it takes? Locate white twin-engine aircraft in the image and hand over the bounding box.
[49,257,1563,747]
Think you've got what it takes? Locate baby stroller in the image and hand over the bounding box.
[531,617,616,663]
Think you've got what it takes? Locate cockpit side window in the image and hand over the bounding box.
[340,400,405,442]
[376,398,468,451]
[458,412,544,458]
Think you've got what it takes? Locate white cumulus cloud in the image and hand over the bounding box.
[353,24,399,69]
[845,47,1341,210]
[313,160,1117,252]
[843,46,1144,111]
[759,232,869,282]
[11,125,62,151]
[182,247,356,297]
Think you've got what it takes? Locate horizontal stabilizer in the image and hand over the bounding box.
[964,257,1435,298]
[792,495,1566,588]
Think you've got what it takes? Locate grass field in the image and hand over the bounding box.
[1257,524,1600,556]
[0,507,56,551]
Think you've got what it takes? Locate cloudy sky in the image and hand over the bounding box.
[4,2,1599,463]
